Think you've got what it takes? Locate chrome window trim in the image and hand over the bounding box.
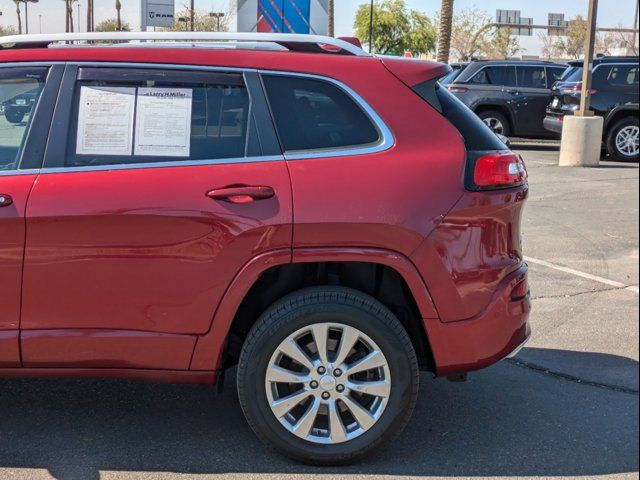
[2,61,394,174]
[0,169,40,177]
[0,62,58,173]
[38,155,285,175]
[258,70,395,161]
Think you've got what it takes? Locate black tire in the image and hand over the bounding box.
[237,286,419,465]
[4,108,25,124]
[478,110,511,137]
[606,117,639,162]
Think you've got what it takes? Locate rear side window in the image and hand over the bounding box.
[65,69,251,168]
[469,66,516,86]
[0,68,47,171]
[547,67,566,86]
[262,75,380,153]
[607,65,639,86]
[433,84,506,151]
[517,66,547,89]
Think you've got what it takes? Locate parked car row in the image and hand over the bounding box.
[444,56,639,161]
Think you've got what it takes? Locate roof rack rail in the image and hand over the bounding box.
[0,32,370,57]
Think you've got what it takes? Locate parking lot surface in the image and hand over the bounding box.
[1,147,638,480]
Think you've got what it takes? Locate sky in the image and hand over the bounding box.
[0,0,638,55]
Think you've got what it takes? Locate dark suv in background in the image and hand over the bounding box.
[447,60,567,138]
[544,56,639,161]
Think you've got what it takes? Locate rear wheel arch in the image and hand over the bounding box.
[604,107,639,133]
[214,256,437,376]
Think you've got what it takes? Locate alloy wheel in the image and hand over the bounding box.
[482,117,505,135]
[615,125,639,157]
[265,323,391,445]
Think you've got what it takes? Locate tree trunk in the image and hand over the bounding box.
[15,2,22,35]
[328,0,334,37]
[116,0,122,31]
[437,0,454,63]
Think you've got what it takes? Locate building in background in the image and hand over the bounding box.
[237,0,328,35]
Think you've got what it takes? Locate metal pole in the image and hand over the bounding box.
[578,0,599,116]
[190,0,195,31]
[328,0,334,37]
[77,2,80,32]
[24,1,28,34]
[369,0,374,53]
[39,14,42,33]
[633,0,639,53]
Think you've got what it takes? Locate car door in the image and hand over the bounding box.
[0,65,61,367]
[20,64,291,370]
[511,65,552,136]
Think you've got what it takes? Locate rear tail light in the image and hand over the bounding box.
[470,153,528,190]
[510,278,530,301]
[563,83,597,94]
[446,85,468,93]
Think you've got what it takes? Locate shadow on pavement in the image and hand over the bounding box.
[0,350,638,480]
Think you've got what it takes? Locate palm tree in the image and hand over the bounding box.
[14,0,22,34]
[436,0,454,63]
[115,0,122,31]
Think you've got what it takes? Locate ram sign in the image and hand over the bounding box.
[237,0,328,35]
[140,0,175,29]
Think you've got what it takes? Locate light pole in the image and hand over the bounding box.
[38,13,42,33]
[190,0,195,31]
[558,0,603,167]
[23,0,39,35]
[209,12,225,31]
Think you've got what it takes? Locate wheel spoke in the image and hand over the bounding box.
[266,365,311,384]
[328,399,348,443]
[270,388,312,418]
[346,380,391,398]
[310,323,330,366]
[279,338,314,371]
[334,326,360,367]
[345,349,386,376]
[341,395,376,430]
[291,397,321,438]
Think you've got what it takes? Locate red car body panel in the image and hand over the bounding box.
[0,46,531,381]
[0,174,37,366]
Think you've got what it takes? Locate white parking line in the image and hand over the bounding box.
[524,256,639,295]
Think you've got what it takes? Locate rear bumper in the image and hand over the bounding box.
[543,115,564,134]
[425,264,531,376]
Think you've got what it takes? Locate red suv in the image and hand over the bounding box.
[0,32,530,464]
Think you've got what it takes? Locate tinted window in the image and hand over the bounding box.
[517,66,547,88]
[547,67,566,86]
[469,66,516,86]
[564,67,584,83]
[0,69,46,171]
[434,84,506,151]
[65,70,250,168]
[559,65,581,81]
[262,75,380,152]
[608,65,639,86]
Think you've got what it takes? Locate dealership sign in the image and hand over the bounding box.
[140,0,175,29]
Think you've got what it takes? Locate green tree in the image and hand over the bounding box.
[95,18,131,32]
[447,8,493,61]
[555,15,587,59]
[488,27,520,59]
[165,9,231,32]
[0,25,17,36]
[353,0,436,55]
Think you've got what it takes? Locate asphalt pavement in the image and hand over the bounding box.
[0,147,638,480]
